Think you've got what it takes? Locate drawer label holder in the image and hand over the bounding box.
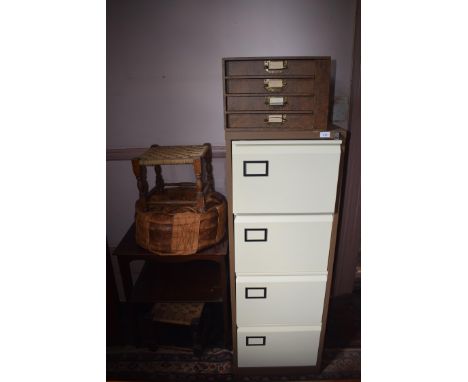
[243,160,269,177]
[266,96,287,106]
[245,287,267,299]
[264,79,286,92]
[246,336,266,346]
[265,114,287,124]
[264,60,287,70]
[244,228,268,242]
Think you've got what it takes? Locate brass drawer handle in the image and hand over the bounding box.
[264,79,286,92]
[264,114,287,124]
[264,60,288,73]
[265,96,288,106]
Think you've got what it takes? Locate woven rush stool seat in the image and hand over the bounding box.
[138,145,209,165]
[144,302,208,355]
[131,143,227,256]
[151,302,205,326]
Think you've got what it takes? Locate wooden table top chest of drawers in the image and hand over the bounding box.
[223,57,347,375]
[223,56,331,131]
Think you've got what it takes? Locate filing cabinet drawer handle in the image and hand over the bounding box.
[264,60,287,72]
[264,79,286,92]
[243,160,269,177]
[265,96,288,106]
[245,287,267,299]
[246,336,266,346]
[244,228,268,242]
[264,114,287,124]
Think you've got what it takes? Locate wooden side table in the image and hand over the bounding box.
[112,224,230,346]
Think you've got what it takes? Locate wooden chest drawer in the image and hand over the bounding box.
[237,325,321,367]
[226,78,315,94]
[234,214,333,274]
[225,59,325,77]
[236,275,327,326]
[227,113,315,129]
[232,140,341,214]
[227,95,315,111]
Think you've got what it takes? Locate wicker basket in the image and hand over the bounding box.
[135,188,227,255]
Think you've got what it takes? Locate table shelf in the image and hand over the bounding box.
[130,260,224,303]
[112,224,230,346]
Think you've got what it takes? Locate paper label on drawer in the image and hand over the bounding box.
[243,161,269,176]
[245,287,267,298]
[246,336,266,346]
[269,96,284,106]
[268,114,283,123]
[245,228,268,241]
[320,131,331,138]
[265,79,283,88]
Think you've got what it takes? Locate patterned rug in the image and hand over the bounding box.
[107,345,360,381]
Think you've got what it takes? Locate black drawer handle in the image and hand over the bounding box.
[246,336,266,346]
[243,160,269,177]
[245,287,267,299]
[244,228,268,242]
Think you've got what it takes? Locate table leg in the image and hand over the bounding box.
[118,257,133,302]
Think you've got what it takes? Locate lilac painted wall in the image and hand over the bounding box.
[107,0,357,249]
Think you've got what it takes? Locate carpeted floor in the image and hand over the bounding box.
[107,346,360,381]
[107,277,360,381]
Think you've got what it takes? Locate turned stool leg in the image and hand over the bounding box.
[203,142,215,194]
[154,165,164,192]
[132,159,149,201]
[193,158,205,210]
[150,144,165,192]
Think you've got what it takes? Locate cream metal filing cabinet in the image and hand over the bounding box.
[223,57,346,374]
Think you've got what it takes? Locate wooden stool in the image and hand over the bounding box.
[131,143,215,211]
[150,302,207,356]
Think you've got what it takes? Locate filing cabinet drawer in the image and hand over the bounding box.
[237,325,321,367]
[227,95,315,111]
[225,59,322,76]
[236,275,326,326]
[226,78,315,94]
[234,214,333,274]
[232,140,341,214]
[227,113,315,129]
